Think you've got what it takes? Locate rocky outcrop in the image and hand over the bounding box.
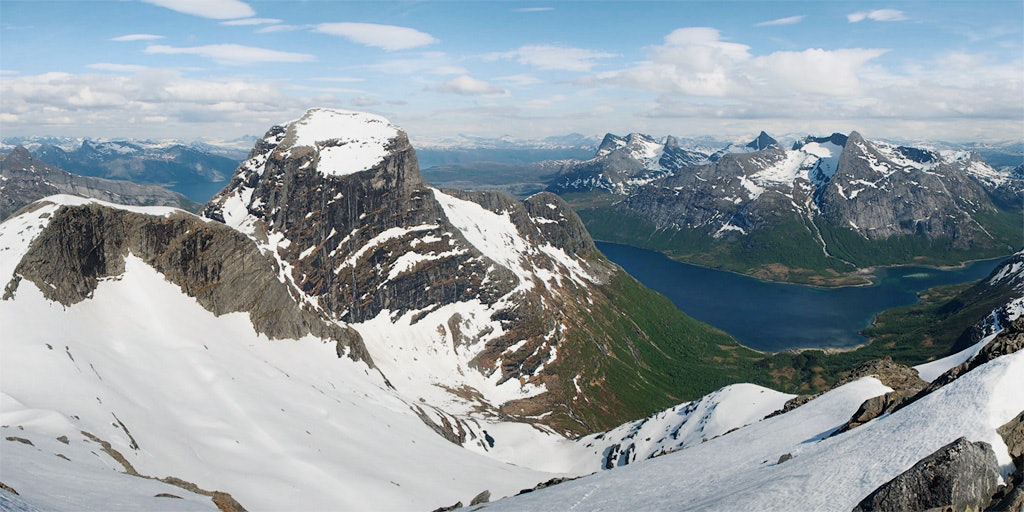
[988,411,1024,511]
[920,317,1024,398]
[852,437,1000,512]
[830,358,928,435]
[5,201,368,362]
[0,147,197,220]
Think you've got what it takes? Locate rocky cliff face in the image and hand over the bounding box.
[818,131,998,243]
[2,197,366,360]
[0,147,197,220]
[199,108,751,435]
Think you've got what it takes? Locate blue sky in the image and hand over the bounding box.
[1,0,1021,143]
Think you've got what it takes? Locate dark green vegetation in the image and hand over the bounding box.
[536,243,1020,425]
[536,269,764,433]
[571,194,1020,287]
[816,208,1021,269]
[755,265,1017,393]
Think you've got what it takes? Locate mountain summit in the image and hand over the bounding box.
[202,108,757,435]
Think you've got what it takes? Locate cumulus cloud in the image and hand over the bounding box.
[491,45,616,72]
[435,75,507,96]
[847,9,907,23]
[140,0,254,19]
[220,17,282,26]
[755,15,805,27]
[111,34,165,42]
[514,7,554,12]
[591,27,885,97]
[315,23,438,51]
[0,69,312,137]
[144,44,315,65]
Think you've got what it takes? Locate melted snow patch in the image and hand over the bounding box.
[289,108,400,177]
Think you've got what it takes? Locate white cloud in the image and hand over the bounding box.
[847,9,907,23]
[140,0,254,19]
[755,15,806,27]
[315,23,438,51]
[491,45,616,72]
[87,63,150,73]
[591,27,887,98]
[220,17,282,26]
[144,44,315,65]
[435,75,507,96]
[0,69,314,138]
[514,7,554,12]
[111,34,164,42]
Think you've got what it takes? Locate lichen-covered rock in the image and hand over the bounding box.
[852,437,1000,512]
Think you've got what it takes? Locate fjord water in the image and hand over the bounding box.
[596,242,1004,352]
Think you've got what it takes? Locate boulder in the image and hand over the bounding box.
[852,437,1000,512]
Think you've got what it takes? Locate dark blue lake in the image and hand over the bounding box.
[596,242,1005,352]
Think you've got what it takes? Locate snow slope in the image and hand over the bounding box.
[0,201,558,511]
[485,349,1024,511]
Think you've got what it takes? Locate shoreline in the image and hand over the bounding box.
[594,239,1013,290]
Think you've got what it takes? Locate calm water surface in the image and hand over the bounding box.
[596,241,1004,352]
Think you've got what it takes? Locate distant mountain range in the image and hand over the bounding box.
[2,110,1023,510]
[0,137,252,189]
[0,146,197,220]
[554,130,1023,285]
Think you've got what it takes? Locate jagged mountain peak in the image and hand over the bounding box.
[793,132,849,151]
[746,131,779,151]
[4,145,33,162]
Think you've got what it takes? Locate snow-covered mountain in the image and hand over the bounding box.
[485,298,1024,511]
[0,109,771,510]
[0,147,197,220]
[4,110,1021,511]
[577,130,1022,284]
[547,132,715,194]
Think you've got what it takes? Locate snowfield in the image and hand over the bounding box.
[0,254,556,511]
[485,346,1024,511]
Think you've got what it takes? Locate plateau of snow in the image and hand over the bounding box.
[287,108,400,177]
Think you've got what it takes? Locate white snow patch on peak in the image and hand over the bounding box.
[800,141,842,180]
[27,194,186,218]
[287,108,401,177]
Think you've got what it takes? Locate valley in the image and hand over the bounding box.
[0,110,1021,511]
